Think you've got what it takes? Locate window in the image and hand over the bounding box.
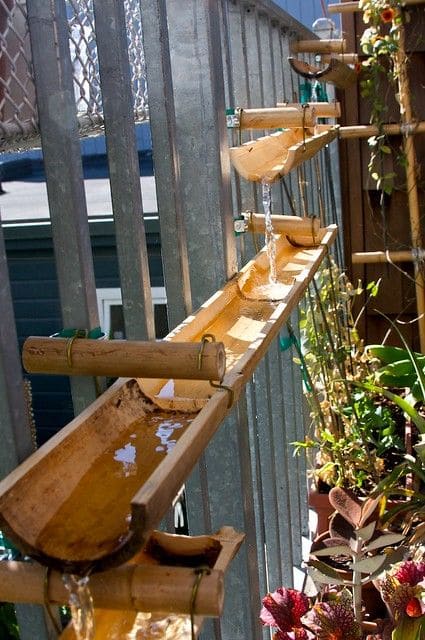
[96,287,168,339]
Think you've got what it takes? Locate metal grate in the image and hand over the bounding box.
[0,0,149,151]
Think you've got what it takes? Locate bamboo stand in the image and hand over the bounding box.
[395,19,425,351]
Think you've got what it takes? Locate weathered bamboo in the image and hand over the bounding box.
[22,337,226,381]
[290,39,346,54]
[332,122,425,139]
[321,53,358,64]
[238,106,315,129]
[245,213,321,236]
[229,128,338,183]
[395,19,425,351]
[0,561,223,615]
[274,102,341,118]
[287,58,357,90]
[352,250,415,264]
[328,0,425,14]
[0,228,337,574]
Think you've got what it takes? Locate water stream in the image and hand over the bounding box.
[262,181,277,283]
[63,574,95,640]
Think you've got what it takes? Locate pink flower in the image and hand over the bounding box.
[260,587,312,639]
[395,561,425,586]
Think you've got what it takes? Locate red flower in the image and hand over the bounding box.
[406,597,423,618]
[260,587,311,639]
[380,7,395,23]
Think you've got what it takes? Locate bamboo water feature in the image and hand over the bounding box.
[229,127,338,183]
[288,57,357,90]
[0,222,337,576]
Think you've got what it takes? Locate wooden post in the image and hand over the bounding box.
[22,337,226,381]
[290,39,346,54]
[395,19,425,352]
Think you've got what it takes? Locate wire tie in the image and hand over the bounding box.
[400,121,416,136]
[65,329,88,367]
[198,334,216,371]
[190,566,211,640]
[209,380,234,408]
[44,567,62,635]
[301,103,309,150]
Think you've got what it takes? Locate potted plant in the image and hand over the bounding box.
[259,486,424,639]
[293,259,407,536]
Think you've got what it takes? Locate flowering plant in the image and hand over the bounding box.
[358,1,404,194]
[260,558,425,639]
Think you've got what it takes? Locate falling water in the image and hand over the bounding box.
[63,574,95,640]
[262,181,278,283]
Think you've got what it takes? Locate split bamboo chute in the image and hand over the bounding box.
[229,127,338,183]
[288,57,357,90]
[0,528,244,617]
[0,224,337,574]
[22,337,226,382]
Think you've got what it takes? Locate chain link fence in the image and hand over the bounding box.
[0,0,148,151]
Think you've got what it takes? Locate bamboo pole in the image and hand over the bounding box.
[395,19,425,352]
[290,39,346,54]
[328,0,425,14]
[321,53,358,64]
[275,102,341,118]
[352,250,415,264]
[331,122,425,139]
[239,106,315,129]
[22,337,226,381]
[0,561,223,616]
[245,213,321,236]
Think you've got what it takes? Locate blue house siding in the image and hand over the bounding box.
[4,219,163,445]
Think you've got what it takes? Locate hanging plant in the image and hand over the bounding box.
[358,0,404,194]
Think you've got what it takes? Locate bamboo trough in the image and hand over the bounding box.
[0,527,243,616]
[288,56,357,90]
[0,224,337,575]
[229,127,338,183]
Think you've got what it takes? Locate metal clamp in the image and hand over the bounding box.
[198,334,216,371]
[190,566,211,640]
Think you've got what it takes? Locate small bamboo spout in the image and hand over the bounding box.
[245,213,321,237]
[22,337,226,381]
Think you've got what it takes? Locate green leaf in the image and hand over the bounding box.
[356,521,376,542]
[314,545,353,558]
[392,615,425,640]
[365,532,405,552]
[349,554,387,574]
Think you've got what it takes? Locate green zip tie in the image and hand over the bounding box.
[280,324,312,392]
[51,327,105,340]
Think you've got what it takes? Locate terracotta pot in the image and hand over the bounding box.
[308,488,334,539]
